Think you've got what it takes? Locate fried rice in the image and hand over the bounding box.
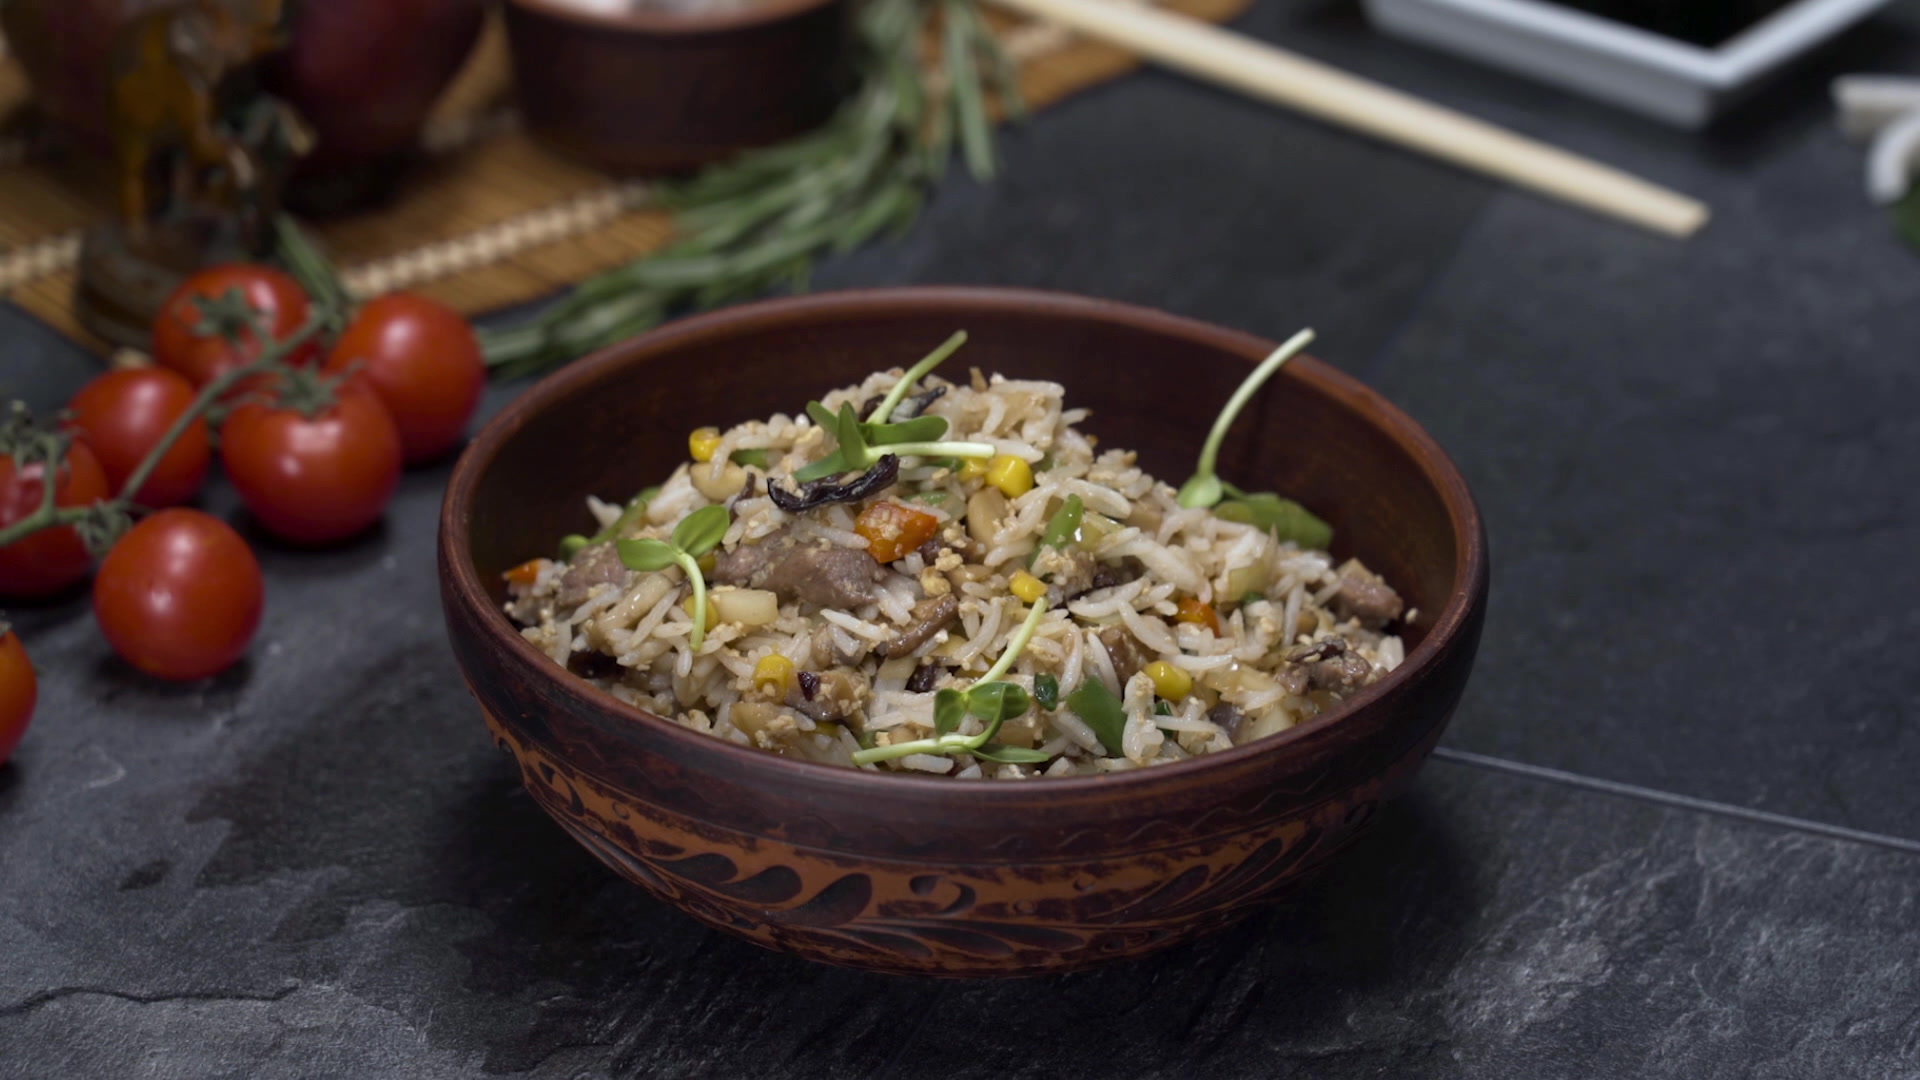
[504,358,1407,780]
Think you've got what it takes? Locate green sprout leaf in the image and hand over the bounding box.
[1177,328,1315,510]
[617,538,680,572]
[1065,677,1126,757]
[1214,491,1334,550]
[934,688,966,736]
[965,682,1029,725]
[730,448,771,469]
[1033,672,1060,711]
[671,503,731,557]
[866,414,949,446]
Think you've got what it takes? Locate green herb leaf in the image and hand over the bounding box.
[934,688,966,736]
[1065,678,1126,756]
[867,414,949,446]
[805,400,840,430]
[729,448,771,469]
[558,534,590,559]
[1214,493,1333,550]
[966,681,1029,725]
[1153,700,1175,717]
[617,538,679,572]
[910,490,950,505]
[1033,673,1059,711]
[972,743,1053,764]
[671,504,732,556]
[1038,494,1084,554]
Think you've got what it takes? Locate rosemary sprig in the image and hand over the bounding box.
[477,0,1021,376]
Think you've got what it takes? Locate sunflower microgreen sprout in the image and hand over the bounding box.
[852,597,1053,766]
[616,503,730,650]
[1175,328,1335,547]
[793,332,995,482]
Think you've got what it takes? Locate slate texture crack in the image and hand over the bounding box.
[0,983,300,1019]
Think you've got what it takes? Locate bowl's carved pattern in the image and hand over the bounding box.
[488,710,1395,975]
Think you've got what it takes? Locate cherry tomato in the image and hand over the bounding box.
[323,294,485,464]
[94,508,263,681]
[152,264,318,390]
[222,378,402,545]
[0,630,36,765]
[854,500,941,563]
[64,367,211,508]
[0,440,110,598]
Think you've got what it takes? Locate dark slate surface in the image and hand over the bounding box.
[6,0,1920,1075]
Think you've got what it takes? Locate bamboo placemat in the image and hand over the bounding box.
[0,0,1250,353]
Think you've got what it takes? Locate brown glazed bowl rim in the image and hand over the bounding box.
[441,286,1486,806]
[506,0,838,36]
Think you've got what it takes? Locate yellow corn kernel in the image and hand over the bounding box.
[1144,660,1193,703]
[681,594,720,631]
[688,427,722,463]
[959,457,991,482]
[753,654,796,697]
[1009,570,1047,604]
[985,454,1033,497]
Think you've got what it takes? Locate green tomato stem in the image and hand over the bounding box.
[1178,329,1315,509]
[870,330,967,425]
[118,313,329,510]
[0,312,330,552]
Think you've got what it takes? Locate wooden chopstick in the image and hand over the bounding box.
[985,0,1711,238]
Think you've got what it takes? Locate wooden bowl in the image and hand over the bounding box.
[438,288,1489,976]
[502,0,852,175]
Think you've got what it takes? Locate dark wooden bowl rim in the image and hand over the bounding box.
[506,0,838,35]
[442,286,1487,807]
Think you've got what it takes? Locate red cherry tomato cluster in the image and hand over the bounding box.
[0,263,487,744]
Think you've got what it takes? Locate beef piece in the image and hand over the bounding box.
[915,537,943,564]
[877,595,959,658]
[1309,652,1375,692]
[785,669,868,722]
[1281,638,1374,694]
[554,542,634,608]
[713,527,884,609]
[1207,702,1246,739]
[1097,625,1152,686]
[1332,560,1404,629]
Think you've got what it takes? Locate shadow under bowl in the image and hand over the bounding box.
[503,0,852,175]
[438,287,1489,977]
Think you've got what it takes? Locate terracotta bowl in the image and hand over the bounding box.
[439,287,1489,977]
[502,0,851,175]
